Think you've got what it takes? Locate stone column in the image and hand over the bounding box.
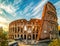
[23,33,24,40]
[31,33,33,41]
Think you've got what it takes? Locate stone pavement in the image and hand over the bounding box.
[18,42,49,46]
[18,39,51,46]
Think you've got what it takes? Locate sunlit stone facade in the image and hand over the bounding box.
[9,19,41,40]
[37,2,58,40]
[9,2,58,42]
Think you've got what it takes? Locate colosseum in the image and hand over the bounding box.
[9,2,58,44]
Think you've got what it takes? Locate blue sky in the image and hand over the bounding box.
[0,0,60,25]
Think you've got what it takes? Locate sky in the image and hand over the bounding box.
[0,0,60,30]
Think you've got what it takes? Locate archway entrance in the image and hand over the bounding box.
[27,34,31,40]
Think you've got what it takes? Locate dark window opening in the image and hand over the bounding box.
[18,34,19,37]
[24,35,26,39]
[36,29,38,33]
[36,34,38,39]
[28,35,31,40]
[21,35,23,39]
[15,35,16,38]
[15,27,17,33]
[21,28,23,32]
[13,27,14,32]
[18,27,20,32]
[33,34,35,39]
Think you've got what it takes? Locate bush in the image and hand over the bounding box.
[0,31,8,46]
[49,39,60,46]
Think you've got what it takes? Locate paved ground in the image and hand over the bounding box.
[18,42,31,46]
[18,41,49,46]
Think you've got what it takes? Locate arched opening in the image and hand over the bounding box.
[33,34,35,40]
[21,35,23,39]
[24,35,26,39]
[28,35,31,40]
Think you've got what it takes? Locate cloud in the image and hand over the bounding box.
[31,0,48,16]
[14,0,22,5]
[14,2,34,20]
[54,1,60,16]
[54,1,60,25]
[0,4,16,16]
[0,0,49,22]
[23,2,34,14]
[0,16,9,23]
[33,0,48,12]
[54,1,60,8]
[0,9,3,14]
[32,9,43,19]
[0,16,9,31]
[19,0,49,20]
[58,17,60,25]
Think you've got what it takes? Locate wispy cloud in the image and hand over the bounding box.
[58,17,60,25]
[31,0,48,18]
[21,0,49,20]
[0,10,3,14]
[0,4,16,16]
[32,0,48,13]
[54,1,60,25]
[54,1,60,17]
[23,2,34,15]
[13,0,22,5]
[1,0,59,23]
[0,16,9,25]
[0,16,8,31]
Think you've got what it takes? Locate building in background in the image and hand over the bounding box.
[9,2,58,44]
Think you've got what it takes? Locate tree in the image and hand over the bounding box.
[0,30,8,46]
[49,39,60,46]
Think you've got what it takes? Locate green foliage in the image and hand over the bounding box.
[0,31,8,46]
[49,39,60,46]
